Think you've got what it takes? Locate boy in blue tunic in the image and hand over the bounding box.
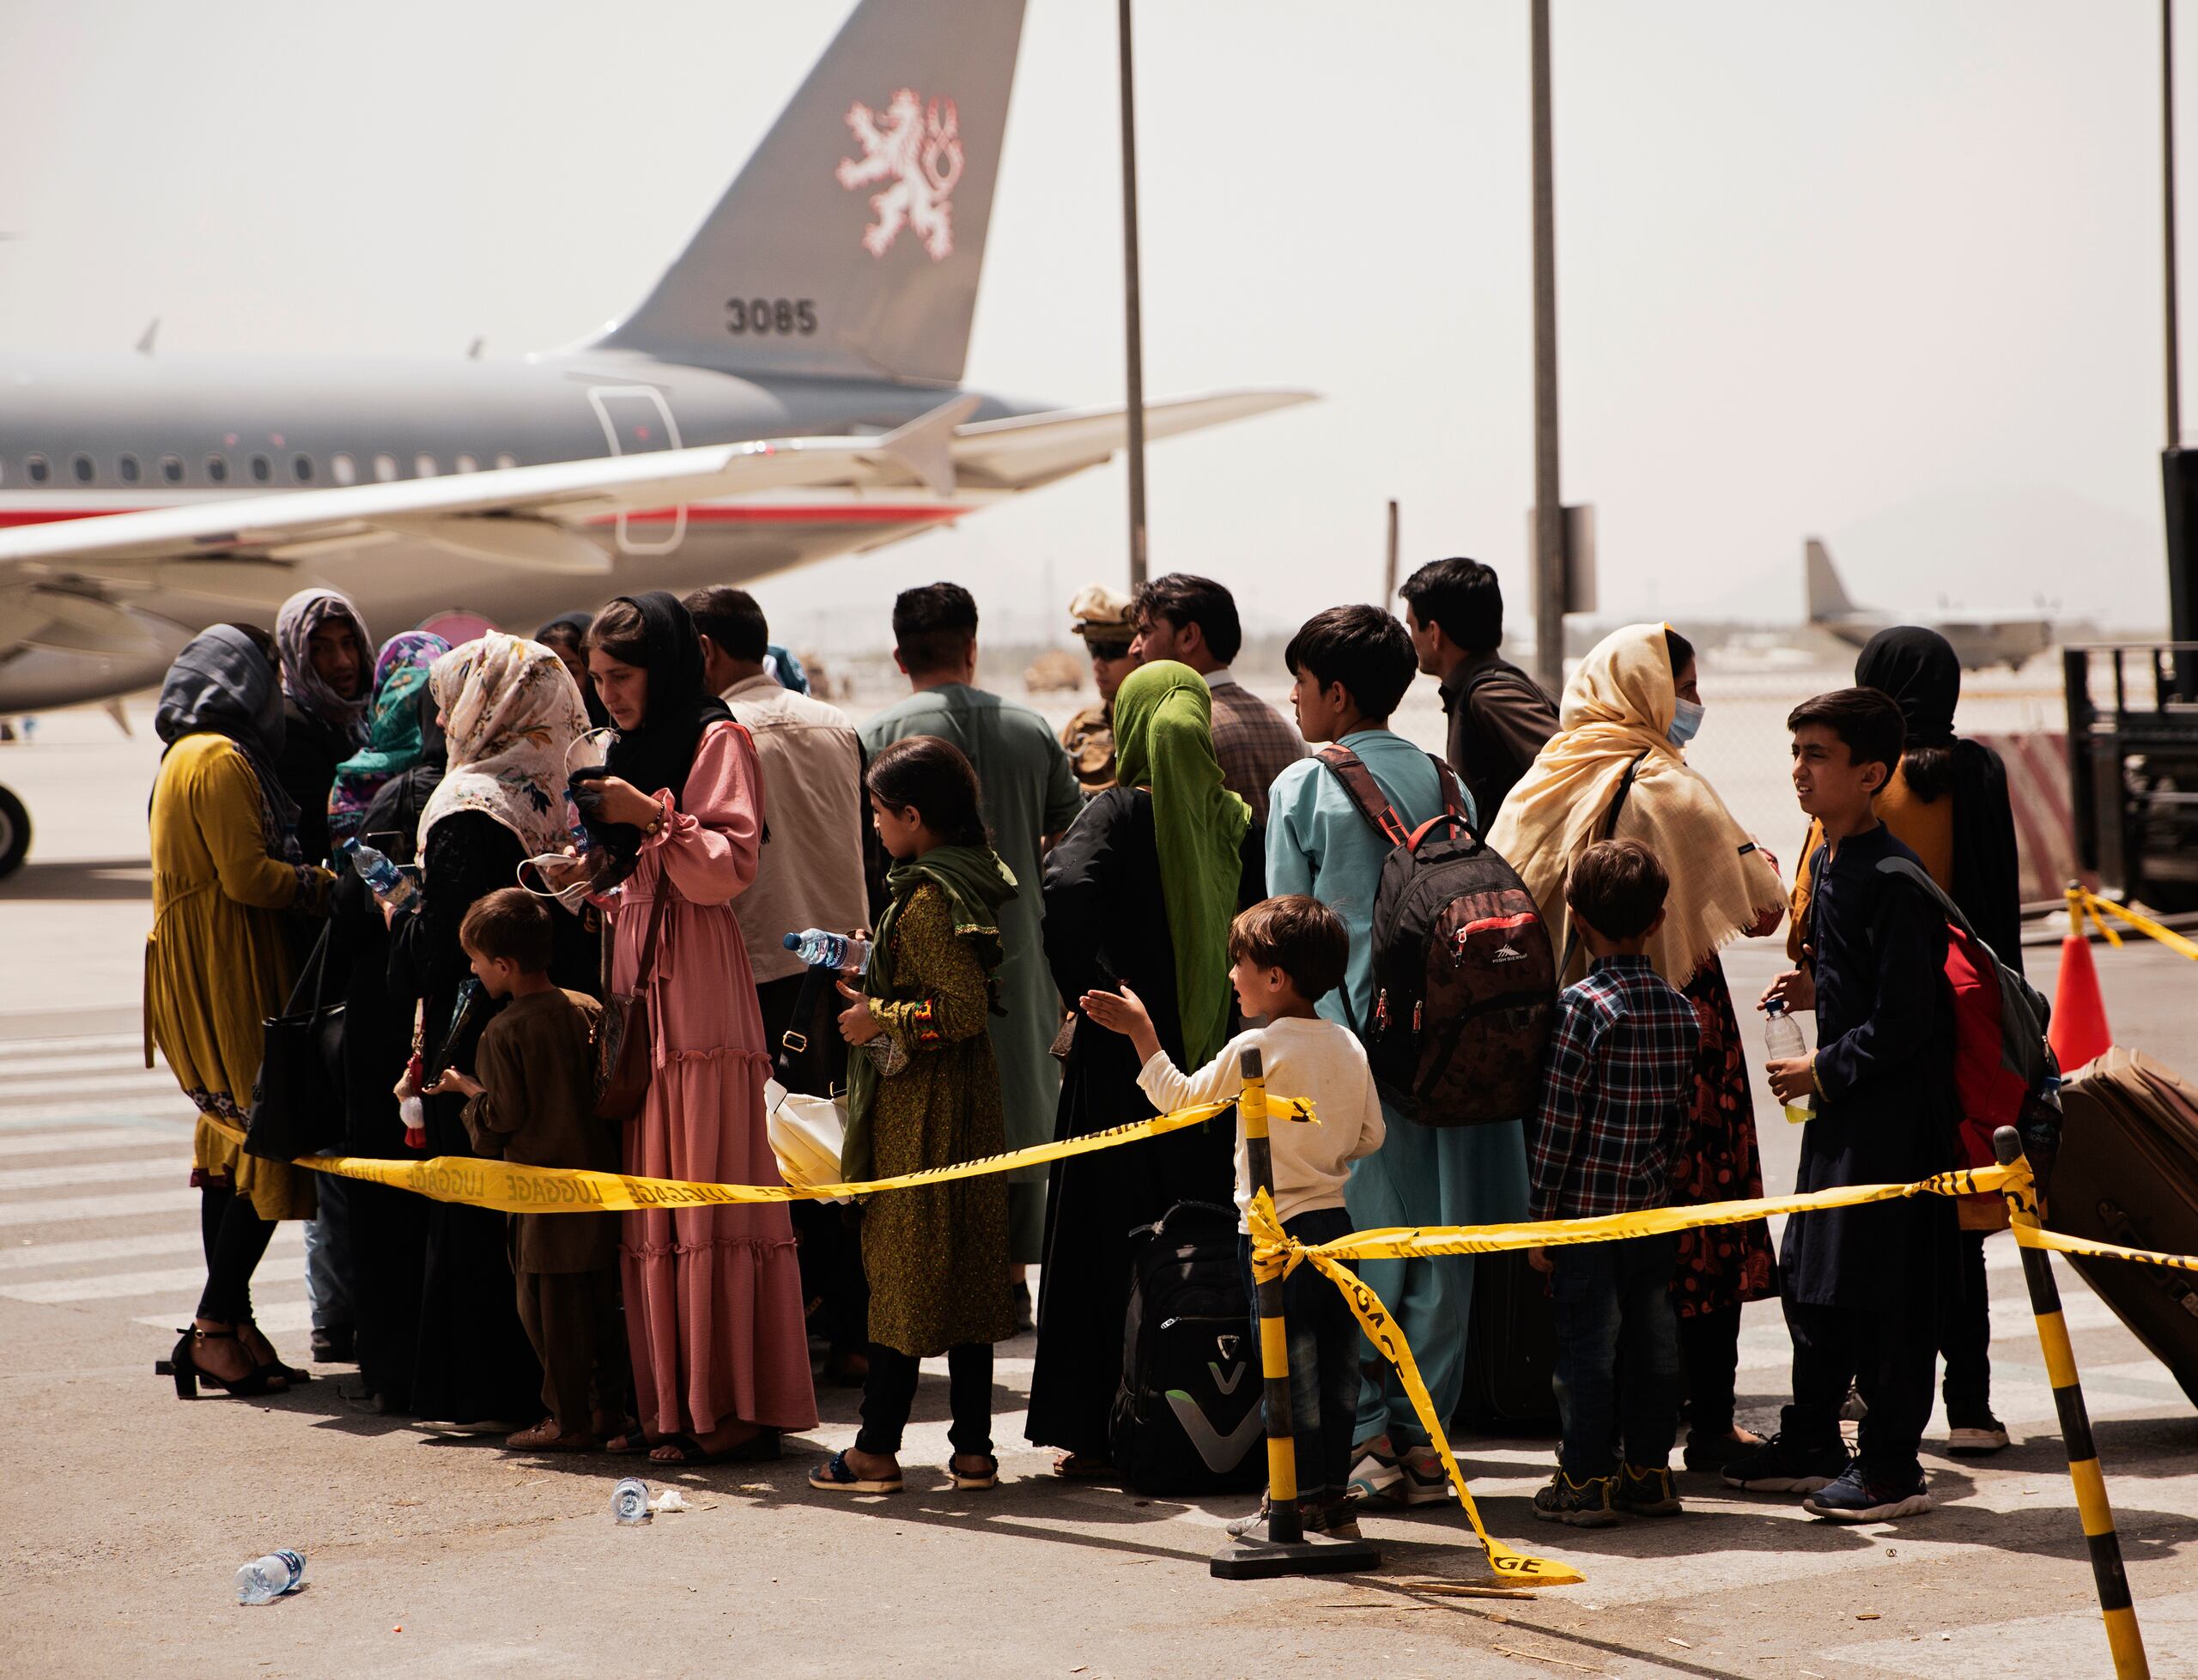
[1264,605,1533,1506]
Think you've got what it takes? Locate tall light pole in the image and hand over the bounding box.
[1119,0,1151,591]
[1530,0,1565,694]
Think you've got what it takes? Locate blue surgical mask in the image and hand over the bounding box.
[1668,698,1706,749]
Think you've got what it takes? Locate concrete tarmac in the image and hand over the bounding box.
[2,704,2195,1677]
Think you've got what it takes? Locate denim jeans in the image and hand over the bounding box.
[1239,1204,1359,1502]
[1549,1231,1681,1480]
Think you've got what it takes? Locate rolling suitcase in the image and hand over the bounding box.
[2049,1046,2198,1410]
[1453,1249,1560,1434]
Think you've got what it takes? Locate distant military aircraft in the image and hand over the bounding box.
[0,0,1308,877]
[1805,538,2054,673]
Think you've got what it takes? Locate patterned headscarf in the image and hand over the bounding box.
[276,587,373,748]
[326,632,450,847]
[416,634,588,859]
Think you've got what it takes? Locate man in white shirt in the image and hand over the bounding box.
[687,586,870,1377]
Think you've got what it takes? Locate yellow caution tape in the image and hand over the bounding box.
[2069,887,2198,961]
[2013,1223,2198,1273]
[1248,1189,1584,1586]
[203,1095,1311,1215]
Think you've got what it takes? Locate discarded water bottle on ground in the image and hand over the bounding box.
[782,928,870,975]
[343,839,417,912]
[612,1477,652,1525]
[1764,1001,1814,1125]
[235,1548,306,1604]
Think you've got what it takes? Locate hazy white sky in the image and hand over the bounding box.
[0,1,2183,642]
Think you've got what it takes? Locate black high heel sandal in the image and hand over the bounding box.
[240,1319,311,1386]
[167,1325,288,1399]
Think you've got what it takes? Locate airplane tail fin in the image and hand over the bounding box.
[592,0,1026,387]
[1805,538,1855,622]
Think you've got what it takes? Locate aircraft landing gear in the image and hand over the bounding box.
[0,785,30,882]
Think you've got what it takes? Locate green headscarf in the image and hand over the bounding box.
[841,843,1018,1180]
[1111,660,1252,1067]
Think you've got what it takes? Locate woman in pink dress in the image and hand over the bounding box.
[580,591,817,1463]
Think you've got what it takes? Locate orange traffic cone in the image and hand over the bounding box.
[2049,887,2113,1072]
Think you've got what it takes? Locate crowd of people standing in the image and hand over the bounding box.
[139,555,2023,1532]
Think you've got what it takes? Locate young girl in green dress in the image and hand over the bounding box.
[810,736,1019,1495]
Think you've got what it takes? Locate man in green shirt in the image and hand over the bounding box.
[859,584,1084,1319]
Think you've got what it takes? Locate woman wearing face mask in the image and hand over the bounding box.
[1489,623,1788,1472]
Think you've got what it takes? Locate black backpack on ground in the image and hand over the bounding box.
[1108,1200,1266,1495]
[1318,745,1558,1126]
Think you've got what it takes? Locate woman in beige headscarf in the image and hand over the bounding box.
[1488,622,1786,1472]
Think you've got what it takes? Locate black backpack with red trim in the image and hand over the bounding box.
[1320,745,1558,1126]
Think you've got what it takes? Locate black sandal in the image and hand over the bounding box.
[167,1325,288,1399]
[242,1319,312,1386]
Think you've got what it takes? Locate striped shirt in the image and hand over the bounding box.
[1528,954,1700,1221]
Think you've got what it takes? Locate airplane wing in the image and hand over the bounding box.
[0,389,1311,653]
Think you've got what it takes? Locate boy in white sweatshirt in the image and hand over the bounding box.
[1082,894,1386,1539]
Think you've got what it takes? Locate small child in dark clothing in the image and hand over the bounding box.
[430,888,622,1453]
[1527,840,1700,1527]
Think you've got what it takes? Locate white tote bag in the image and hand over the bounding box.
[765,1077,851,1204]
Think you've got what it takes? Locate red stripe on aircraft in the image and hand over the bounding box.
[0,503,966,531]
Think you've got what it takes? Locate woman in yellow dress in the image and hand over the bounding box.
[146,623,334,1397]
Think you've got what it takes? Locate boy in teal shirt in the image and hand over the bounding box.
[1264,605,1533,1506]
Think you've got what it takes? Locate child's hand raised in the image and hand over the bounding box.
[835,980,881,1046]
[1080,985,1162,1065]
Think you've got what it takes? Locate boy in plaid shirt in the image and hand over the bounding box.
[1527,839,1701,1526]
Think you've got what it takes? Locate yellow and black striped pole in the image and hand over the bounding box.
[1994,1125,2148,1678]
[1212,1047,1378,1578]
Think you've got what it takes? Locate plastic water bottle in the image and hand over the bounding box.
[235,1548,306,1604]
[1764,1001,1814,1125]
[782,928,870,975]
[343,839,417,912]
[612,1477,652,1525]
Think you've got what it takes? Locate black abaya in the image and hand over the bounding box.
[1024,789,1261,1457]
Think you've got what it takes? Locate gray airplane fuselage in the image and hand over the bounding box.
[0,348,1034,706]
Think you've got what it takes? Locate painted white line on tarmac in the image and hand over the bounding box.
[0,1190,197,1228]
[0,1126,176,1158]
[0,1156,182,1192]
[3,1264,229,1303]
[0,1072,197,1103]
[0,1227,302,1272]
[132,1298,312,1335]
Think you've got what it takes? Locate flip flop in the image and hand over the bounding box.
[1052,1451,1112,1480]
[946,1454,999,1490]
[808,1450,902,1494]
[647,1428,781,1466]
[506,1421,596,1453]
[603,1431,654,1457]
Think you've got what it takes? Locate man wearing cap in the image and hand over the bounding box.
[1060,585,1140,797]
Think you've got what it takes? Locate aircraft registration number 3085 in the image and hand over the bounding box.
[726,297,817,335]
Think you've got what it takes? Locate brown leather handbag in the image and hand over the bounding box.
[593,887,671,1123]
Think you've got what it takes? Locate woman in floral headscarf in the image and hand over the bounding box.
[325,631,448,849]
[389,634,597,1427]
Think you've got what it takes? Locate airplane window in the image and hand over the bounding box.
[250,455,271,482]
[495,452,518,470]
[414,454,438,477]
[455,453,479,474]
[331,453,356,486]
[118,455,141,483]
[373,454,398,483]
[27,455,48,482]
[161,456,183,483]
[72,454,94,482]
[206,455,228,482]
[292,454,313,482]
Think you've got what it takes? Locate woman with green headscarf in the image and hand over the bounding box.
[1025,658,1265,1475]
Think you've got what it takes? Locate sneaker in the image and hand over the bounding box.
[1394,1445,1453,1507]
[1721,1433,1851,1494]
[1801,1462,1934,1522]
[1011,1281,1034,1335]
[1946,1417,2011,1456]
[1681,1426,1764,1472]
[1347,1446,1404,1505]
[1225,1495,1361,1542]
[1612,1463,1682,1518]
[1533,1469,1619,1528]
